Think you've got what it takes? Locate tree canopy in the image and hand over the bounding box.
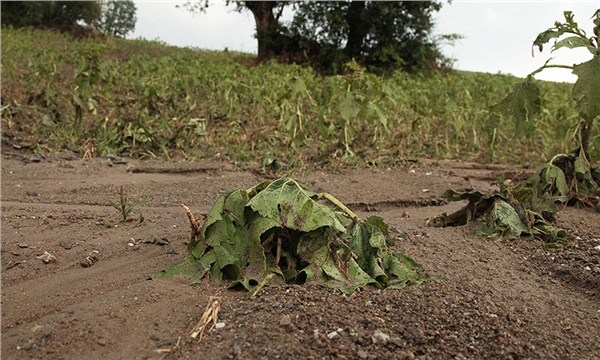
[1,1,101,29]
[95,0,137,38]
[1,1,138,39]
[181,0,452,73]
[289,1,451,73]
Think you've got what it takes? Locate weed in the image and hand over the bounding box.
[105,186,150,222]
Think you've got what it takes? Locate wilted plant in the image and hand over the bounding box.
[156,178,430,294]
[497,9,599,198]
[433,9,600,244]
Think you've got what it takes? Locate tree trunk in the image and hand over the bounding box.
[244,1,279,62]
[344,1,367,60]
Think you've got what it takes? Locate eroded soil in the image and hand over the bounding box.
[2,152,599,360]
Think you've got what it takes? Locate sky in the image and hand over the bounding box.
[128,1,600,83]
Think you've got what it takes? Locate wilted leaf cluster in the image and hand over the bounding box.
[156,178,428,294]
[449,10,600,244]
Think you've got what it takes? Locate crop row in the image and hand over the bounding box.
[1,27,589,168]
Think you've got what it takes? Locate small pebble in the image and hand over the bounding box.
[215,322,225,329]
[37,251,57,264]
[279,315,292,326]
[357,349,369,359]
[327,331,339,340]
[59,240,73,250]
[371,330,389,345]
[80,255,98,268]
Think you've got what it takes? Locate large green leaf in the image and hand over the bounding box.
[247,178,346,233]
[433,186,567,244]
[338,92,360,121]
[533,29,565,52]
[540,163,568,196]
[383,253,427,289]
[492,75,541,137]
[553,36,596,54]
[347,218,388,284]
[491,200,531,238]
[573,57,600,124]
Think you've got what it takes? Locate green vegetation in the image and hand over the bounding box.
[288,1,454,73]
[184,1,451,72]
[0,1,101,29]
[431,10,600,244]
[96,0,137,38]
[105,186,150,222]
[156,178,429,293]
[2,27,588,169]
[0,1,136,38]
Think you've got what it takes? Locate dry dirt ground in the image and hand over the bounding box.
[2,151,599,360]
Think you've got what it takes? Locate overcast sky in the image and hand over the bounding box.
[128,1,600,82]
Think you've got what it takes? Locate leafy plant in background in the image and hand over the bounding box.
[105,186,150,222]
[74,44,109,129]
[155,178,429,294]
[0,27,578,164]
[432,9,600,244]
[319,60,391,157]
[495,9,600,193]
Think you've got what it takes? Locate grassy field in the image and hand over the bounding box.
[2,27,592,169]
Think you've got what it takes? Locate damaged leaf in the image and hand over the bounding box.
[156,178,429,294]
[429,186,566,244]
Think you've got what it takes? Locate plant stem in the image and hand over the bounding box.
[531,63,574,76]
[318,192,359,221]
[579,119,592,162]
[250,273,274,298]
[549,152,571,165]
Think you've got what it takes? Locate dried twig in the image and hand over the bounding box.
[190,293,222,342]
[182,203,199,238]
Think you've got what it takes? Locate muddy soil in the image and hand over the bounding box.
[2,151,599,360]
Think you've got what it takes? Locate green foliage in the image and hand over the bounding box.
[95,0,137,38]
[489,75,541,138]
[288,1,453,73]
[533,10,599,55]
[105,186,150,222]
[1,1,101,29]
[572,57,600,124]
[493,9,600,160]
[0,27,582,166]
[490,9,600,191]
[156,178,429,293]
[435,9,600,245]
[181,1,452,73]
[74,44,109,128]
[429,188,567,244]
